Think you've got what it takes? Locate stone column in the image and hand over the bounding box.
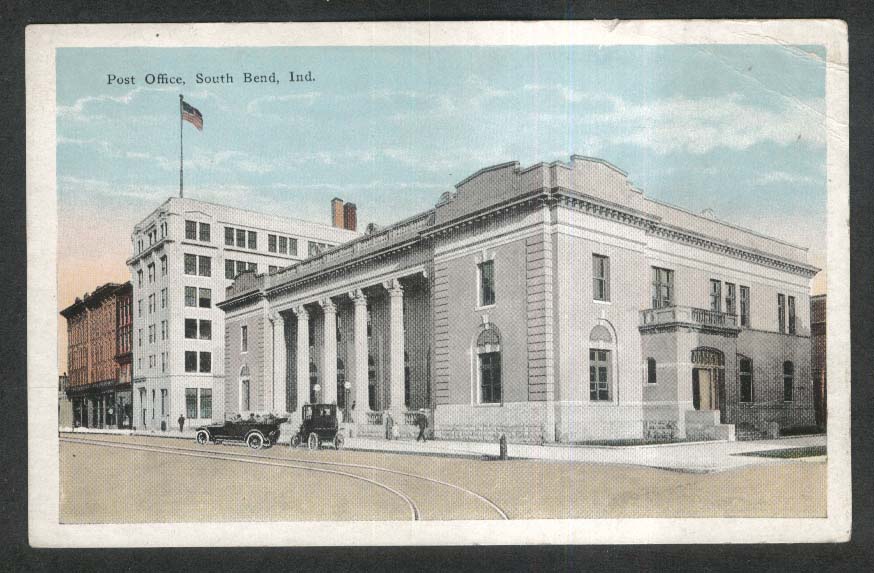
[294,306,310,421]
[272,312,287,414]
[320,299,338,404]
[351,289,369,423]
[386,279,406,415]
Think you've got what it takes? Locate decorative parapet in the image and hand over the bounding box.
[639,305,741,335]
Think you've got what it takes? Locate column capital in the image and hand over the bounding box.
[267,308,284,324]
[383,278,403,295]
[319,298,337,313]
[349,289,368,305]
[293,306,309,320]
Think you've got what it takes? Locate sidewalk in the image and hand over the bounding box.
[60,426,826,473]
[343,434,827,473]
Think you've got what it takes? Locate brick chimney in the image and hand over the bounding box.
[331,197,345,228]
[343,202,357,232]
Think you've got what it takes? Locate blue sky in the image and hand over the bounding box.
[56,43,828,321]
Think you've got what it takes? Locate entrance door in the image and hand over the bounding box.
[692,368,715,411]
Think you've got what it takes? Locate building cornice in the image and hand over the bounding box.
[126,237,172,267]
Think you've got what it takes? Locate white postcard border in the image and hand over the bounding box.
[26,20,850,547]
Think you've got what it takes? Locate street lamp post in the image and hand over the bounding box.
[343,381,351,422]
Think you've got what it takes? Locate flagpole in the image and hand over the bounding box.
[179,94,184,198]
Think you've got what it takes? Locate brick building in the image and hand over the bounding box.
[219,156,819,443]
[60,281,133,428]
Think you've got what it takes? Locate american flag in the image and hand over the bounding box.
[181,101,203,131]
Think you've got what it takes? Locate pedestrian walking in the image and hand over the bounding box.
[416,412,429,442]
[178,414,185,433]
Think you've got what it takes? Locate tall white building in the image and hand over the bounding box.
[128,197,358,431]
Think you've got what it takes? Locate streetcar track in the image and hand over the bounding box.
[61,434,510,520]
[60,436,419,521]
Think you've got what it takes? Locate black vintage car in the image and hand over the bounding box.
[290,404,344,450]
[195,416,288,450]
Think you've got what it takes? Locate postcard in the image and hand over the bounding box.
[26,20,850,546]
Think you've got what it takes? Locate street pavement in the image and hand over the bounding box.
[60,426,825,473]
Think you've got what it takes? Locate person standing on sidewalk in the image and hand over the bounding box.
[416,412,429,442]
[178,414,185,433]
[385,412,394,440]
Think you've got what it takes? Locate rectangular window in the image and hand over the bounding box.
[147,263,155,283]
[288,238,298,256]
[185,388,197,419]
[269,265,278,273]
[739,358,753,403]
[148,294,155,314]
[247,230,257,250]
[198,288,211,309]
[185,220,197,240]
[478,260,495,306]
[137,269,143,287]
[709,279,722,313]
[161,352,166,372]
[236,260,247,276]
[783,362,794,401]
[247,262,257,273]
[148,324,155,343]
[185,318,198,339]
[199,319,212,340]
[184,286,197,307]
[646,358,657,384]
[479,351,502,404]
[199,352,211,373]
[185,351,197,373]
[241,325,248,352]
[199,222,210,242]
[198,255,211,277]
[225,259,235,280]
[241,380,251,411]
[161,288,167,308]
[278,236,287,254]
[778,294,787,333]
[725,283,736,316]
[137,299,142,317]
[225,226,234,246]
[137,329,142,347]
[184,253,197,275]
[199,389,212,419]
[268,234,277,253]
[592,254,610,302]
[589,349,611,401]
[651,267,674,308]
[160,256,167,276]
[161,320,167,340]
[788,296,796,334]
[161,389,166,416]
[236,228,246,248]
[740,286,750,327]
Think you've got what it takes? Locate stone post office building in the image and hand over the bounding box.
[218,156,819,443]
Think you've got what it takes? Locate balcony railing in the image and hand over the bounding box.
[640,305,739,330]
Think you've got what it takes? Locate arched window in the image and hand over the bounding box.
[589,325,615,401]
[738,356,753,403]
[404,351,411,407]
[239,365,251,411]
[337,358,346,409]
[646,358,657,384]
[783,361,794,402]
[476,323,502,404]
[309,362,319,404]
[368,355,377,410]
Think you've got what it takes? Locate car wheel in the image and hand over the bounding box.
[333,433,345,450]
[195,430,209,445]
[290,434,301,448]
[247,432,264,450]
[307,432,320,451]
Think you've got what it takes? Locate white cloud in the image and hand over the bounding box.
[57,86,176,122]
[753,170,818,185]
[246,92,322,115]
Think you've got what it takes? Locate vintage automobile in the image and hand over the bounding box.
[289,404,344,450]
[194,416,288,450]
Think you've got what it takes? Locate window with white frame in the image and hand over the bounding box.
[241,325,248,352]
[240,365,251,411]
[476,323,502,404]
[478,260,495,307]
[592,254,610,301]
[589,325,614,401]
